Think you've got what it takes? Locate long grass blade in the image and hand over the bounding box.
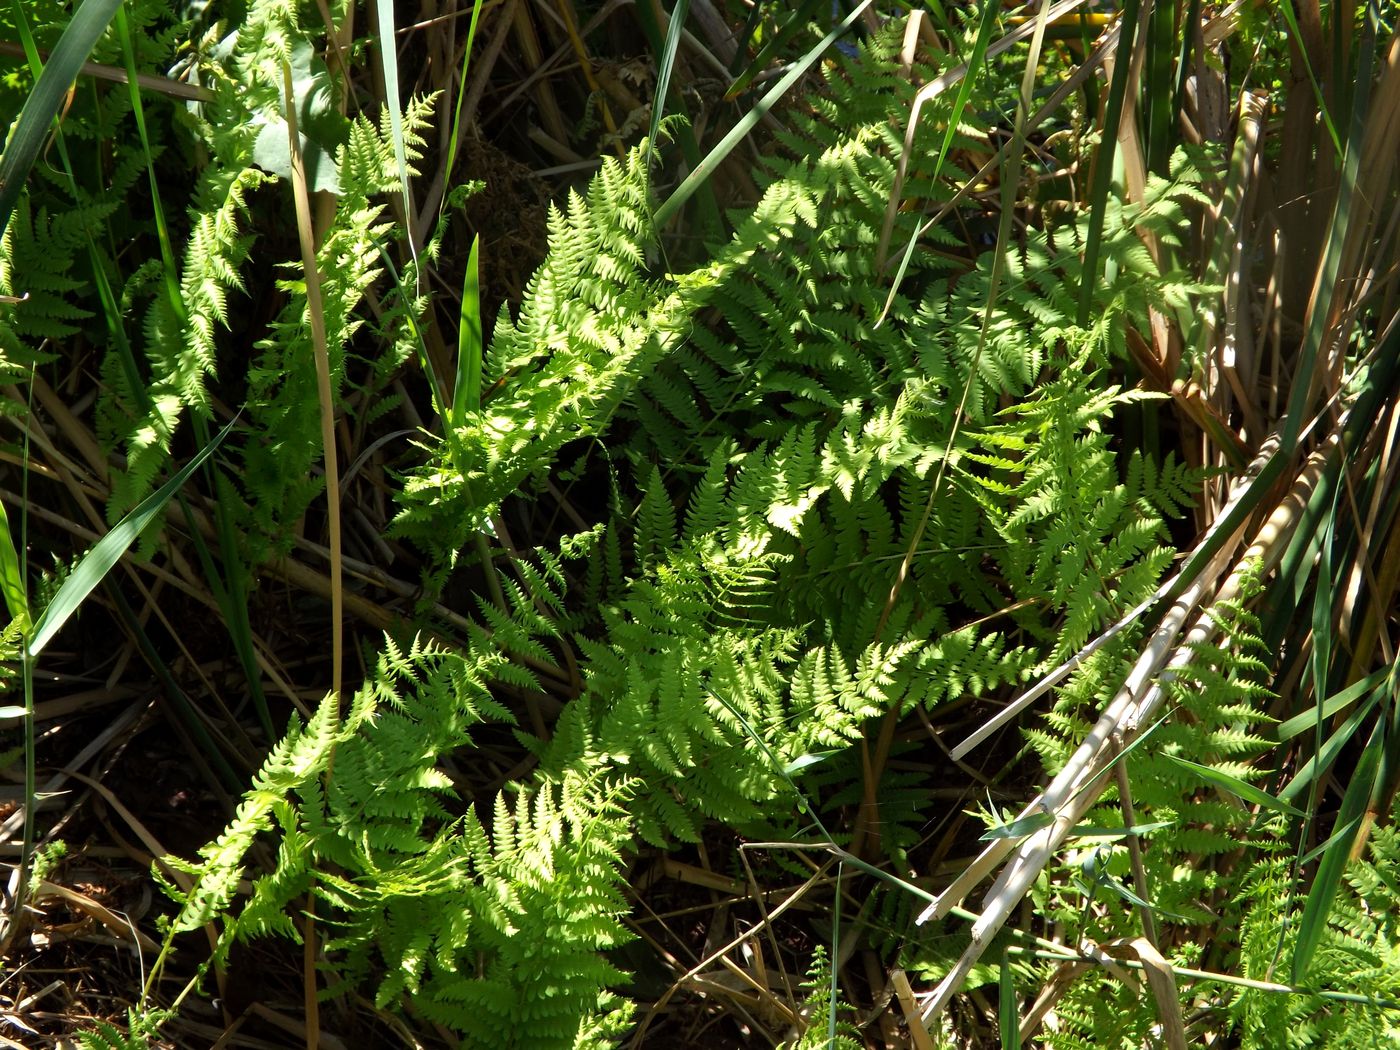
[1274,0,1343,157]
[26,418,236,659]
[647,0,690,152]
[1292,721,1382,981]
[653,0,876,228]
[1162,756,1303,817]
[1076,0,1141,327]
[373,0,416,267]
[0,0,124,236]
[1275,668,1387,741]
[113,5,272,740]
[724,0,827,101]
[442,0,488,186]
[282,59,342,705]
[998,946,1019,1049]
[1280,682,1384,802]
[0,502,28,630]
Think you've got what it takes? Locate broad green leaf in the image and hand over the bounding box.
[27,418,236,659]
[250,40,344,193]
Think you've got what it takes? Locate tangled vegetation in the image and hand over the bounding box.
[0,1,1397,1048]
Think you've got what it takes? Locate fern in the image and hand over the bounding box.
[75,1009,170,1050]
[1013,561,1297,1048]
[166,25,1230,1047]
[1228,814,1400,1048]
[786,944,862,1050]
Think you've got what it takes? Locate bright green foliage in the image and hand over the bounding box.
[0,197,110,375]
[74,1008,169,1050]
[1231,825,1400,1048]
[1010,562,1310,1048]
[787,945,862,1050]
[163,30,1228,1045]
[160,583,639,1047]
[0,2,1385,1047]
[106,164,266,519]
[395,119,719,558]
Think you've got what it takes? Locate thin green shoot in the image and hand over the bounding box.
[454,234,483,422]
[442,0,487,189]
[653,0,876,228]
[646,0,690,155]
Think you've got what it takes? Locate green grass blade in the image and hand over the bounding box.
[1141,0,1173,175]
[724,0,828,100]
[829,861,841,1048]
[1162,755,1304,817]
[1280,685,1384,803]
[999,946,1019,1049]
[981,810,1056,841]
[1308,486,1343,739]
[630,0,721,233]
[1075,0,1140,326]
[1276,669,1387,741]
[1070,820,1175,841]
[0,0,124,236]
[114,6,181,309]
[878,0,1090,311]
[653,0,875,227]
[0,501,28,631]
[105,583,244,793]
[1278,6,1375,451]
[442,0,487,186]
[7,2,151,416]
[647,0,690,151]
[372,0,414,258]
[1274,0,1343,158]
[26,417,236,659]
[929,0,1001,209]
[113,8,270,738]
[1299,816,1363,868]
[874,0,1003,285]
[454,234,483,422]
[1292,722,1382,982]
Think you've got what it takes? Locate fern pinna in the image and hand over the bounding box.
[161,25,1276,1050]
